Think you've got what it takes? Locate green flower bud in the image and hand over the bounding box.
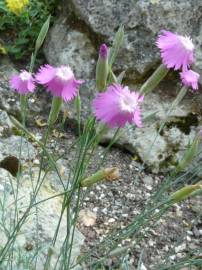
[80,167,119,187]
[96,44,109,91]
[169,184,202,203]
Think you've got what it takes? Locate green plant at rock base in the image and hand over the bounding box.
[0,0,59,59]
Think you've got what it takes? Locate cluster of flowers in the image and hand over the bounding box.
[10,30,200,129]
[6,0,29,15]
[157,30,199,90]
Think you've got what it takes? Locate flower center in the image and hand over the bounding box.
[180,36,194,51]
[56,66,73,81]
[119,94,137,113]
[20,71,31,81]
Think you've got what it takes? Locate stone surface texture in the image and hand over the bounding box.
[44,17,96,79]
[0,168,85,269]
[45,0,202,80]
[0,135,37,161]
[0,2,202,268]
[42,0,202,172]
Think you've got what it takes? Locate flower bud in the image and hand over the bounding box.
[99,44,108,59]
[80,167,119,187]
[105,167,120,181]
[96,44,109,92]
[169,184,202,203]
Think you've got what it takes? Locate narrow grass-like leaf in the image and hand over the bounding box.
[108,25,124,68]
[143,110,158,122]
[35,15,51,52]
[117,70,126,84]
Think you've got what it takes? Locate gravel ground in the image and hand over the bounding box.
[0,71,201,269]
[29,109,202,269]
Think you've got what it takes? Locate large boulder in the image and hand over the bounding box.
[45,0,202,81]
[44,17,96,79]
[0,167,85,269]
[44,0,202,173]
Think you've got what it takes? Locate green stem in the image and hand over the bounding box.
[66,188,81,269]
[97,127,120,168]
[139,86,188,172]
[20,95,27,125]
[75,94,81,136]
[48,96,63,127]
[140,64,169,95]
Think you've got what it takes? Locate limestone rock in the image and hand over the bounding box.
[0,57,20,116]
[0,168,85,269]
[0,109,13,137]
[68,0,202,80]
[0,135,37,161]
[44,16,96,79]
[64,78,200,172]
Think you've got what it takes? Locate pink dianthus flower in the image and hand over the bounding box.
[157,30,194,72]
[93,84,144,128]
[10,70,36,95]
[35,65,84,102]
[180,69,200,90]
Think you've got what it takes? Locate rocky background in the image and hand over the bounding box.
[45,0,202,174]
[0,0,202,269]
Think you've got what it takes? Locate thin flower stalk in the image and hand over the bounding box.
[140,64,169,95]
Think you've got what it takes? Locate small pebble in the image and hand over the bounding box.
[33,159,40,165]
[93,207,98,212]
[186,235,191,242]
[175,243,186,253]
[169,255,176,260]
[140,263,147,270]
[100,194,105,199]
[108,218,115,223]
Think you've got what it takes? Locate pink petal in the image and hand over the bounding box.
[157,30,194,71]
[61,79,80,102]
[35,64,56,84]
[93,83,143,128]
[9,73,36,95]
[180,69,200,90]
[27,79,36,92]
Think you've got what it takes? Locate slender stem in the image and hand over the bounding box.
[139,86,188,172]
[97,127,120,169]
[66,187,81,269]
[140,64,169,95]
[0,124,51,264]
[47,120,95,269]
[75,94,81,136]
